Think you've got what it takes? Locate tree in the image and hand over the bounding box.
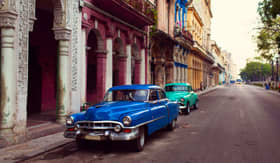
[240,62,271,81]
[256,0,280,60]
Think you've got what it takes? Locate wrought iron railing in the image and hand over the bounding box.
[121,0,156,21]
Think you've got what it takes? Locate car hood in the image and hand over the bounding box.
[84,101,147,121]
[165,91,189,101]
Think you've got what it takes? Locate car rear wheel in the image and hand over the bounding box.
[167,119,176,131]
[132,127,145,152]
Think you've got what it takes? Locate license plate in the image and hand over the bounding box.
[84,135,101,141]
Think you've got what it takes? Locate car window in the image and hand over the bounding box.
[165,85,187,91]
[149,90,159,101]
[188,86,193,92]
[157,89,167,99]
[104,89,148,102]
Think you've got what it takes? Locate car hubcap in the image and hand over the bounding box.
[172,120,176,128]
[140,132,145,147]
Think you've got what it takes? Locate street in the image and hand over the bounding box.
[23,85,280,163]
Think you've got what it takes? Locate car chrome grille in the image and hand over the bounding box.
[75,121,120,130]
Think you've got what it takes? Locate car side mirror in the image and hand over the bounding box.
[80,102,92,112]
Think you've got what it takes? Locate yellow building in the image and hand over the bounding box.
[186,1,215,90]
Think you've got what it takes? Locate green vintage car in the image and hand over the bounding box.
[164,83,199,115]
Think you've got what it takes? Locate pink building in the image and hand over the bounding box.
[81,0,155,104]
[0,0,155,146]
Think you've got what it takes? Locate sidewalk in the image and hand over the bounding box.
[249,84,280,96]
[0,132,73,163]
[196,85,221,96]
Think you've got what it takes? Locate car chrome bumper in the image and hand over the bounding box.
[177,102,186,109]
[64,128,139,141]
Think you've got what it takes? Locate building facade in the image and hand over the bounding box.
[0,0,154,146]
[186,0,215,90]
[148,0,193,87]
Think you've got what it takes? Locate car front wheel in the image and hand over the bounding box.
[185,103,190,115]
[194,100,199,109]
[132,127,145,152]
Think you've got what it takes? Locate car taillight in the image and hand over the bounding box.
[123,129,131,133]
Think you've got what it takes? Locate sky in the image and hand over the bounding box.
[211,0,261,73]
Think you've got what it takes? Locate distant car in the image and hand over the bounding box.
[236,79,242,84]
[164,83,198,115]
[64,84,179,152]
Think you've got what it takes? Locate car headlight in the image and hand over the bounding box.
[122,116,132,126]
[180,98,185,102]
[66,116,74,125]
[114,125,122,133]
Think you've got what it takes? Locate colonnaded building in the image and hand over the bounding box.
[0,0,154,146]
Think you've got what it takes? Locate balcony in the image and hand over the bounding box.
[193,41,215,64]
[88,0,156,28]
[182,29,194,45]
[121,0,155,21]
[174,27,194,48]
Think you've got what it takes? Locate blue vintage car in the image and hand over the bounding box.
[64,84,179,151]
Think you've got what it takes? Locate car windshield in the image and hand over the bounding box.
[165,85,188,92]
[104,89,148,102]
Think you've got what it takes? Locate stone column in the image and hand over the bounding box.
[166,60,174,84]
[54,28,71,124]
[154,59,164,87]
[183,67,185,82]
[118,55,127,85]
[185,68,188,83]
[178,66,181,83]
[81,29,87,103]
[140,49,146,84]
[96,51,107,102]
[106,38,113,91]
[0,11,17,143]
[126,44,132,85]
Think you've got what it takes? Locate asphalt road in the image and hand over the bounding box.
[24,85,280,163]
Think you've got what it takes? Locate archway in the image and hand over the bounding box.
[86,29,103,104]
[113,38,125,86]
[27,0,58,126]
[131,44,140,84]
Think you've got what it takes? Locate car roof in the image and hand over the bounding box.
[164,83,191,87]
[109,84,162,91]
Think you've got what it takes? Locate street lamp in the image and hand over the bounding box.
[271,59,274,81]
[277,57,279,83]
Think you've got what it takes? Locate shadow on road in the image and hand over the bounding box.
[29,128,173,162]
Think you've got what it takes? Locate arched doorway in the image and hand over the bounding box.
[113,38,125,86]
[86,30,101,104]
[27,0,57,126]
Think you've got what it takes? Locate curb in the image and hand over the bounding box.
[197,87,219,97]
[15,139,74,163]
[0,132,74,163]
